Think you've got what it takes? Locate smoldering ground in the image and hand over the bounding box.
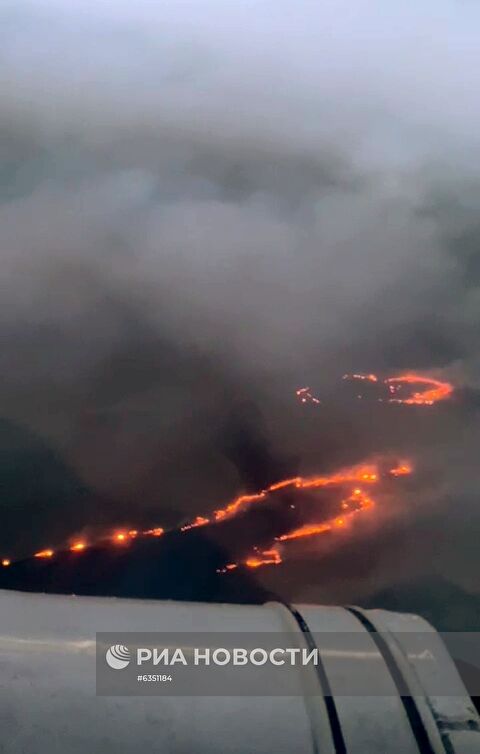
[1,1,480,623]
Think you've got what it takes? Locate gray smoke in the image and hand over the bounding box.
[1,1,480,610]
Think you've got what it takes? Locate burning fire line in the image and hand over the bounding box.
[0,370,448,568]
[277,487,374,542]
[296,387,322,405]
[343,373,378,383]
[297,371,454,407]
[1,459,412,571]
[217,460,411,572]
[1,370,444,568]
[384,373,453,405]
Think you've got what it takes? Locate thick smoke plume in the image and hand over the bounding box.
[1,1,480,623]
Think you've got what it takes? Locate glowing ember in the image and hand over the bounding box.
[245,548,282,568]
[70,542,86,552]
[2,558,11,567]
[114,532,127,543]
[278,522,331,541]
[35,549,54,559]
[144,527,164,537]
[343,373,378,382]
[181,516,210,531]
[296,387,322,405]
[217,562,238,573]
[220,548,283,572]
[389,462,413,477]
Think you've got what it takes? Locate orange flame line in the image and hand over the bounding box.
[385,373,453,405]
[300,370,453,407]
[7,455,412,569]
[343,373,378,382]
[70,542,86,552]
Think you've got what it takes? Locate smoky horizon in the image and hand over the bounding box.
[1,0,480,628]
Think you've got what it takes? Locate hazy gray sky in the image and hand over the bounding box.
[1,1,479,600]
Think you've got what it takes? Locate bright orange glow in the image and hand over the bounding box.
[277,485,375,543]
[268,477,301,492]
[214,493,265,522]
[299,370,453,407]
[299,463,379,490]
[183,457,409,571]
[181,516,210,531]
[209,462,380,524]
[144,527,164,537]
[217,562,238,573]
[5,415,414,570]
[343,373,378,382]
[279,522,331,541]
[173,457,411,552]
[385,373,453,405]
[245,548,282,568]
[389,462,413,477]
[70,542,86,552]
[2,558,10,567]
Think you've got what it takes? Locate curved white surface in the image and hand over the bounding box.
[0,589,478,754]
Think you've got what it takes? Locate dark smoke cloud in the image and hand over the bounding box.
[1,1,480,622]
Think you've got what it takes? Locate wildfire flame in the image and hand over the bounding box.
[3,453,413,571]
[384,373,454,405]
[181,516,210,531]
[209,462,380,526]
[2,367,450,572]
[388,462,412,477]
[70,542,86,552]
[301,371,454,407]
[245,548,282,568]
[296,387,321,405]
[219,459,411,570]
[144,527,164,537]
[277,488,374,542]
[0,367,453,573]
[219,548,283,572]
[343,373,378,382]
